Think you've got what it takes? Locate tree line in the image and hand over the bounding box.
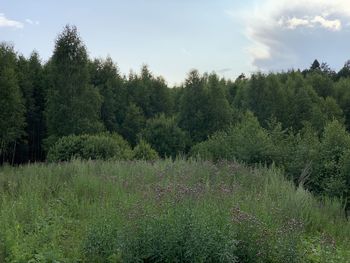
[1,25,350,202]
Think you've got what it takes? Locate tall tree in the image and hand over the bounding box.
[0,43,26,163]
[334,78,350,129]
[310,59,320,71]
[121,103,145,146]
[126,65,172,118]
[306,71,334,98]
[89,57,126,132]
[337,60,350,80]
[16,52,46,162]
[179,70,208,144]
[206,73,233,134]
[46,25,103,147]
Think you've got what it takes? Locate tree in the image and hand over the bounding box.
[45,25,103,147]
[337,60,350,80]
[126,65,172,118]
[16,52,46,162]
[320,62,336,79]
[191,112,272,164]
[242,73,287,128]
[121,103,145,146]
[206,74,233,134]
[334,78,350,129]
[89,57,126,132]
[0,43,26,163]
[312,120,350,196]
[179,70,208,144]
[310,59,320,71]
[140,114,188,158]
[306,71,334,98]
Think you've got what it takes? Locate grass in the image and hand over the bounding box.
[0,159,349,262]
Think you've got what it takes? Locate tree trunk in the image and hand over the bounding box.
[11,140,17,165]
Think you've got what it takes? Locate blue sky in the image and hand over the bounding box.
[1,0,350,85]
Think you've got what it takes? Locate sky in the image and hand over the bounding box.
[1,0,350,86]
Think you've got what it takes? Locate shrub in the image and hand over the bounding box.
[47,133,132,162]
[140,114,189,158]
[282,124,320,184]
[191,112,273,164]
[311,120,350,196]
[132,140,159,161]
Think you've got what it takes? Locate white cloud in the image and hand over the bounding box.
[25,19,40,25]
[283,17,310,29]
[236,0,350,71]
[0,13,23,29]
[311,16,341,31]
[277,16,341,31]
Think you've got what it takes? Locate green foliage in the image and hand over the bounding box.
[84,206,238,263]
[179,70,209,143]
[0,43,26,161]
[283,125,320,184]
[191,112,272,164]
[334,78,350,130]
[306,71,334,98]
[45,25,103,146]
[0,160,349,262]
[243,73,287,127]
[126,65,172,119]
[3,24,350,211]
[132,140,159,161]
[89,57,125,133]
[140,114,189,158]
[47,133,132,162]
[192,116,350,214]
[312,120,350,198]
[120,103,146,146]
[179,71,233,144]
[205,74,234,134]
[16,52,46,162]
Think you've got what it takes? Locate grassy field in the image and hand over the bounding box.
[0,159,349,262]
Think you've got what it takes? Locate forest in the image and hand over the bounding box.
[1,25,350,262]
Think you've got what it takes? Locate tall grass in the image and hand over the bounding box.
[0,159,349,262]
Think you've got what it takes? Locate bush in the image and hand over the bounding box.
[191,116,350,208]
[191,112,273,164]
[140,114,189,158]
[47,133,132,162]
[311,120,350,196]
[280,124,320,184]
[132,140,159,161]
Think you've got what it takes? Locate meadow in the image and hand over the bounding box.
[0,159,349,262]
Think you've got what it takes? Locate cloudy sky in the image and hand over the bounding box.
[1,0,349,85]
